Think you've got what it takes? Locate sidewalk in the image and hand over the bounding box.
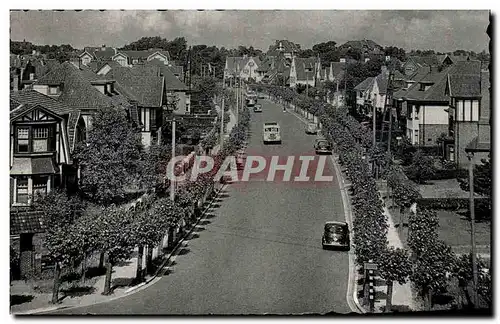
[370,182,419,312]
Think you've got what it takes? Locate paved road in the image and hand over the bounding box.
[50,98,352,315]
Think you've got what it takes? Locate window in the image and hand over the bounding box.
[464,100,471,121]
[29,73,35,80]
[17,127,29,153]
[15,125,55,154]
[33,176,48,198]
[414,130,419,144]
[32,127,49,152]
[419,83,426,91]
[472,101,479,121]
[16,177,29,204]
[49,86,59,95]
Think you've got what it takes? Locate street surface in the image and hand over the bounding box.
[49,99,351,315]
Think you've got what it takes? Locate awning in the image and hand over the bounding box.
[10,156,59,175]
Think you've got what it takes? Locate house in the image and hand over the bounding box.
[354,77,375,114]
[402,55,440,77]
[112,49,171,67]
[464,67,490,165]
[445,60,483,167]
[224,56,262,83]
[267,40,301,59]
[33,62,135,152]
[338,39,384,61]
[78,45,117,65]
[256,54,291,85]
[289,56,318,88]
[10,90,74,277]
[397,65,453,147]
[104,65,166,147]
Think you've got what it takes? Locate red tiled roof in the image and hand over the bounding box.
[10,210,46,235]
[10,89,74,117]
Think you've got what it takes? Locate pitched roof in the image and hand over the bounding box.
[294,57,319,81]
[404,65,452,102]
[339,39,382,50]
[10,89,74,118]
[35,62,126,109]
[116,49,171,61]
[330,62,346,79]
[10,210,46,235]
[105,66,164,107]
[354,77,375,91]
[267,40,301,56]
[225,56,261,74]
[83,46,116,60]
[376,73,390,95]
[445,60,482,98]
[145,59,188,91]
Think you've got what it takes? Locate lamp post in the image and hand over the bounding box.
[466,151,479,308]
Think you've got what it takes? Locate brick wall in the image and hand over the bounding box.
[419,123,448,147]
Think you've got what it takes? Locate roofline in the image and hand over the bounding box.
[10,103,65,121]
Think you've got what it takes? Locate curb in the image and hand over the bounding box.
[282,99,365,314]
[13,183,228,315]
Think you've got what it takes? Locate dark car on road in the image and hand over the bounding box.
[314,138,332,154]
[322,221,350,251]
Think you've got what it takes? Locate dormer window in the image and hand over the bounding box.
[49,85,60,95]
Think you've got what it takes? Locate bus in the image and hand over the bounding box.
[263,122,281,144]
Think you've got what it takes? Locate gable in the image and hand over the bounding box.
[79,51,93,59]
[11,105,62,123]
[113,53,128,61]
[147,52,168,62]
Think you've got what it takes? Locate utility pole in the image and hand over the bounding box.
[220,98,225,150]
[383,69,395,153]
[170,117,176,202]
[306,71,309,97]
[467,152,479,308]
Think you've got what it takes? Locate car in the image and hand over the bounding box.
[263,122,281,144]
[258,93,266,99]
[254,104,263,112]
[305,122,318,134]
[322,221,350,251]
[314,138,332,154]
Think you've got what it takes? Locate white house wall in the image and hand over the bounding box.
[420,105,449,124]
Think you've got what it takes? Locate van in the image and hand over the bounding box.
[263,122,281,144]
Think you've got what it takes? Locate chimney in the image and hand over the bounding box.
[12,74,19,92]
[101,44,106,51]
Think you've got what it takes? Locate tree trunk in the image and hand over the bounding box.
[399,207,404,236]
[146,245,153,275]
[385,280,393,312]
[98,251,105,269]
[136,245,144,282]
[51,262,61,304]
[81,254,87,283]
[103,259,113,295]
[425,288,432,311]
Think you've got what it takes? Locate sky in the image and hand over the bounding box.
[10,10,490,53]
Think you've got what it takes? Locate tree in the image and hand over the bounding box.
[72,212,101,282]
[377,247,411,312]
[139,143,171,192]
[31,189,85,304]
[74,106,143,206]
[458,158,492,213]
[384,46,407,61]
[404,150,436,184]
[410,240,455,310]
[97,206,135,295]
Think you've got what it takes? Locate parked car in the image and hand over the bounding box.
[314,138,332,154]
[258,93,266,99]
[254,104,263,112]
[322,221,350,251]
[305,122,318,135]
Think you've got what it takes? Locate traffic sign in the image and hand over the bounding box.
[364,262,378,271]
